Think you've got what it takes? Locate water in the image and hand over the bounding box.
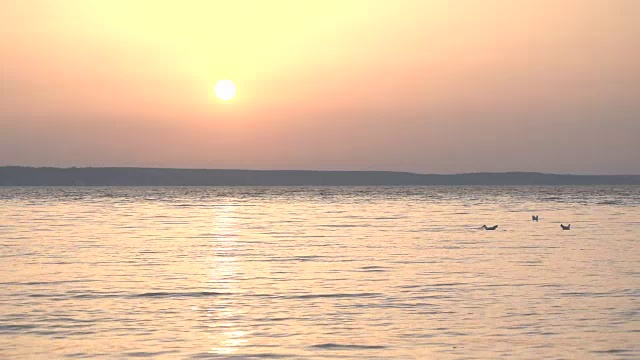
[0,186,638,359]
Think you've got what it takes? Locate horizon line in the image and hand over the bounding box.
[2,166,640,177]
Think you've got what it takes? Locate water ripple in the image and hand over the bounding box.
[0,186,638,359]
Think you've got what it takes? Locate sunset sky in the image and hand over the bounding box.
[1,0,639,174]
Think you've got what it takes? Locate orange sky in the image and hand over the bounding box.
[1,0,639,174]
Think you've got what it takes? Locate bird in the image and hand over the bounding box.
[532,215,539,222]
[481,225,498,230]
[561,224,570,230]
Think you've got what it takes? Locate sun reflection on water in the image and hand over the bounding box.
[206,204,250,355]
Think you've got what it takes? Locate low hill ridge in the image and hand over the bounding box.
[2,167,639,186]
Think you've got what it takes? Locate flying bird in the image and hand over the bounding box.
[561,224,571,230]
[532,215,539,222]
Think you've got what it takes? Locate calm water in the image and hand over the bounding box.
[0,186,638,359]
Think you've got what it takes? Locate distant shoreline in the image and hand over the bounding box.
[2,167,640,186]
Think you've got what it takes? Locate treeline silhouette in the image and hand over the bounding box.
[2,167,639,186]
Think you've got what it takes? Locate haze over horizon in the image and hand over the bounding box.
[2,1,639,175]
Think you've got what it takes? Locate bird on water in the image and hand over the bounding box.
[481,225,499,230]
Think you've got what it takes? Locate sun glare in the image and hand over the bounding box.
[214,80,236,101]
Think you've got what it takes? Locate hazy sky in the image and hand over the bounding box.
[1,0,639,174]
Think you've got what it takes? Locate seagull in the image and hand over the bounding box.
[481,225,499,230]
[561,224,570,230]
[532,215,539,222]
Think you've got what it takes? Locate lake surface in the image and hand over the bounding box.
[0,186,638,359]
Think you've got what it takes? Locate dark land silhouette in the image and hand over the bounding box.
[1,167,640,186]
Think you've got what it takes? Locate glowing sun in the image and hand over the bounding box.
[214,80,236,101]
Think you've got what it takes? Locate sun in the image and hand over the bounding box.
[214,80,236,101]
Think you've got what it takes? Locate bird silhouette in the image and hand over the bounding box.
[561,224,571,230]
[481,225,499,230]
[532,215,539,222]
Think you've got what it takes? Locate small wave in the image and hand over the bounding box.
[124,350,180,357]
[288,292,381,300]
[426,282,467,287]
[130,291,230,299]
[310,343,387,350]
[0,324,37,332]
[357,265,389,272]
[26,291,232,300]
[559,291,615,298]
[597,200,623,205]
[319,224,360,228]
[510,260,544,266]
[190,353,296,359]
[291,255,324,261]
[591,349,634,355]
[0,279,98,286]
[397,284,421,289]
[412,294,455,300]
